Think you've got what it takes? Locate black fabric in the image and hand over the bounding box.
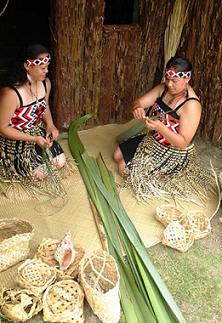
[119,134,146,165]
[35,140,64,165]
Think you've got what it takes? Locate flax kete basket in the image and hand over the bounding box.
[43,279,84,323]
[0,218,33,272]
[0,288,42,322]
[79,249,120,323]
[17,259,57,295]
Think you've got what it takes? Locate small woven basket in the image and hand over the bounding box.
[43,279,84,322]
[187,210,211,239]
[79,249,120,323]
[0,218,34,272]
[17,259,57,294]
[34,238,60,267]
[0,288,42,322]
[162,220,194,252]
[155,204,188,227]
[34,238,85,279]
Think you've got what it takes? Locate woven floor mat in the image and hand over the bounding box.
[0,123,220,289]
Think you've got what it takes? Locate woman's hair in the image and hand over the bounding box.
[166,56,192,72]
[22,43,49,62]
[3,43,49,87]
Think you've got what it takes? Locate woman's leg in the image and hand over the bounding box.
[113,146,127,175]
[52,152,66,169]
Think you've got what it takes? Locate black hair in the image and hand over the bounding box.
[2,43,49,87]
[21,43,49,62]
[166,56,192,72]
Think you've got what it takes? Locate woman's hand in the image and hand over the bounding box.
[133,107,146,120]
[34,136,51,148]
[143,116,162,131]
[46,124,59,142]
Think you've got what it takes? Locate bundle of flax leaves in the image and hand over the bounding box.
[68,115,186,323]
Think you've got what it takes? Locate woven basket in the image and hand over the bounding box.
[0,218,33,272]
[34,238,60,267]
[0,288,42,322]
[43,279,84,322]
[162,220,194,252]
[187,210,211,239]
[79,249,120,323]
[17,259,57,294]
[34,238,85,279]
[155,204,188,227]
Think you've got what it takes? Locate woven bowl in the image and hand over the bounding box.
[187,210,211,239]
[0,288,42,322]
[162,220,194,252]
[17,259,57,294]
[43,279,84,322]
[155,204,187,227]
[0,218,33,272]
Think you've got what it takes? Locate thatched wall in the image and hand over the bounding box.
[51,0,221,144]
[51,0,170,129]
[177,0,222,145]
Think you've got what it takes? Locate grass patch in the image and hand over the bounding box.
[148,212,222,323]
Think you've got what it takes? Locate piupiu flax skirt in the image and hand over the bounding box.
[0,126,65,198]
[124,134,217,203]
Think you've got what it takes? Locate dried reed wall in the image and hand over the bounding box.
[51,0,171,129]
[51,0,221,144]
[177,0,222,145]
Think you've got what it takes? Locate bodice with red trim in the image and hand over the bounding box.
[148,91,200,146]
[9,98,47,131]
[148,97,181,146]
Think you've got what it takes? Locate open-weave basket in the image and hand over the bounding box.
[0,288,42,322]
[187,210,211,239]
[34,238,59,267]
[0,218,33,272]
[162,220,194,252]
[17,259,57,294]
[155,204,188,227]
[34,238,85,279]
[79,249,120,323]
[43,279,84,322]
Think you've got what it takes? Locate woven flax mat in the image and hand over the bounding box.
[0,123,220,289]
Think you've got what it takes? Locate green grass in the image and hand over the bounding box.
[148,210,222,323]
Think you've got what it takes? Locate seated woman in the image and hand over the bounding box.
[0,43,66,185]
[114,56,217,203]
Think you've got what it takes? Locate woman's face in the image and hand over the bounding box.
[25,52,50,82]
[165,69,190,95]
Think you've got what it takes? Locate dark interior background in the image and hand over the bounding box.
[0,0,51,84]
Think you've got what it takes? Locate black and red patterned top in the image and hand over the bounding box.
[9,82,47,131]
[148,90,200,146]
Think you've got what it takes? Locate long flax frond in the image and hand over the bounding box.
[68,115,186,323]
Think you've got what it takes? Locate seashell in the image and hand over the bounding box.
[54,232,75,271]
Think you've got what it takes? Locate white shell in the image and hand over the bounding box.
[54,232,75,271]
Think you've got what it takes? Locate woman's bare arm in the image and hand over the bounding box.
[42,78,59,141]
[132,83,165,119]
[144,99,202,148]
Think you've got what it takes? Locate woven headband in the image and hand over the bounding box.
[165,69,192,79]
[26,54,51,67]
